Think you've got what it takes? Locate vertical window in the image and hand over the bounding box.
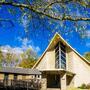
[55,42,60,68]
[60,42,66,69]
[55,42,66,69]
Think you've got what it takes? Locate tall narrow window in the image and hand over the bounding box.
[55,42,60,68]
[55,42,66,69]
[60,42,66,69]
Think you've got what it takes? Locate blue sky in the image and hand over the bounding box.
[0,5,90,57]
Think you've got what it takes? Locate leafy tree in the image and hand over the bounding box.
[25,48,37,59]
[0,0,89,67]
[19,48,37,68]
[6,53,12,63]
[19,58,36,68]
[0,47,37,68]
[6,53,19,67]
[0,0,90,39]
[84,52,90,61]
[0,49,3,62]
[0,49,4,68]
[0,49,20,67]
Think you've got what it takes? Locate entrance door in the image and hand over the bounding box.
[47,74,60,88]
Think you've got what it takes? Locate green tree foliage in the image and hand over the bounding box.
[0,49,4,68]
[19,58,36,68]
[19,48,37,68]
[84,52,90,61]
[0,49,3,62]
[5,52,19,66]
[0,48,20,67]
[6,53,12,63]
[0,47,37,68]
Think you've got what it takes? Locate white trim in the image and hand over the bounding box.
[56,33,90,65]
[32,32,90,69]
[32,33,58,68]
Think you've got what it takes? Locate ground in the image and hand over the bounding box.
[69,88,90,90]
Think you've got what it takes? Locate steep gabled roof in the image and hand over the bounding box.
[33,32,90,68]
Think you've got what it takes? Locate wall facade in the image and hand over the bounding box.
[0,73,34,80]
[72,52,90,87]
[36,49,55,70]
[0,74,4,80]
[66,48,74,73]
[35,41,90,89]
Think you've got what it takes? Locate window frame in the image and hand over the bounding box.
[55,42,66,69]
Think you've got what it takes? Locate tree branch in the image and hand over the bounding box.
[0,1,90,21]
[44,0,72,12]
[44,0,90,12]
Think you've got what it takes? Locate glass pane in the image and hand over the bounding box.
[55,46,59,51]
[61,62,66,69]
[55,42,60,69]
[55,50,59,56]
[61,60,66,65]
[61,56,66,62]
[61,46,66,52]
[61,50,66,57]
[60,42,66,70]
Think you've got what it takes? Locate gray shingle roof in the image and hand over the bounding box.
[0,67,41,75]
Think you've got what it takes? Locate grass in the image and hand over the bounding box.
[68,88,90,90]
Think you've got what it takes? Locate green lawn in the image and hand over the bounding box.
[69,88,90,90]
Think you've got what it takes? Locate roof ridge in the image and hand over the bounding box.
[32,33,90,68]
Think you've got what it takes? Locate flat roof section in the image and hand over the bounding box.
[0,67,41,75]
[40,69,75,76]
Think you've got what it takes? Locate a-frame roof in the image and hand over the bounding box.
[33,32,90,68]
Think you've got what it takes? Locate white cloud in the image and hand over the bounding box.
[4,37,40,53]
[81,30,90,39]
[22,38,32,47]
[35,47,40,52]
[0,37,40,57]
[17,37,40,53]
[1,45,23,54]
[21,13,30,32]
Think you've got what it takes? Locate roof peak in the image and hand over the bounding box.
[33,32,90,68]
[55,32,60,36]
